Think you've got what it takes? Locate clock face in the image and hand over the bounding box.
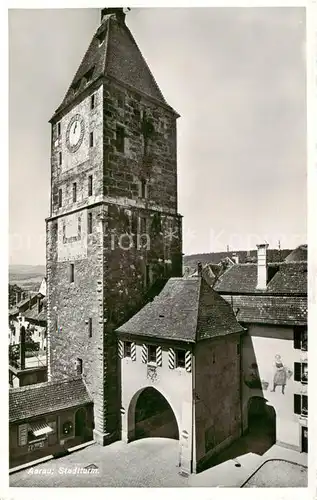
[66,114,85,153]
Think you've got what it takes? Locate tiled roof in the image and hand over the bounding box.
[9,295,47,324]
[116,277,243,342]
[9,377,92,423]
[222,295,307,326]
[284,244,307,262]
[56,13,170,115]
[266,262,307,295]
[215,262,307,296]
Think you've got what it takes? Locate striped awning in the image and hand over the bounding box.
[29,421,53,437]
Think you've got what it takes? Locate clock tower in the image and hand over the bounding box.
[46,8,182,445]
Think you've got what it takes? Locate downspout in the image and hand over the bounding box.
[191,344,196,474]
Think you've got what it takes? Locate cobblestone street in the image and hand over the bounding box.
[10,438,188,488]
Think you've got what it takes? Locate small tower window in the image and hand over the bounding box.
[70,263,74,283]
[91,94,95,110]
[57,122,61,136]
[88,175,93,197]
[124,341,132,358]
[58,151,62,166]
[116,125,125,153]
[176,349,186,368]
[58,188,62,208]
[73,182,77,202]
[139,179,147,198]
[148,345,157,363]
[76,358,83,375]
[88,212,93,234]
[140,216,147,234]
[88,318,92,338]
[89,131,94,148]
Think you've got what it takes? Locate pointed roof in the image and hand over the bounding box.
[54,11,175,117]
[116,277,243,343]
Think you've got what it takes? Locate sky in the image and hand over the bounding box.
[9,7,306,265]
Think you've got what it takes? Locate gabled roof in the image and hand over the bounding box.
[214,261,307,296]
[55,13,172,116]
[9,377,92,423]
[116,277,243,343]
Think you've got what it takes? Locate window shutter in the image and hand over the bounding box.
[118,340,124,359]
[168,348,175,369]
[293,328,301,349]
[294,362,301,382]
[294,394,301,415]
[141,344,148,363]
[156,346,162,367]
[131,342,136,362]
[185,351,192,372]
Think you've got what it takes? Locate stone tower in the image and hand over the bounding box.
[46,8,182,445]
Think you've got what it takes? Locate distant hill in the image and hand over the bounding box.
[9,265,46,292]
[184,249,292,271]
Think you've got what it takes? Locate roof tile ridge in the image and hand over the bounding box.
[102,16,112,75]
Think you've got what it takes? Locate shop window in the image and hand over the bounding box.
[62,421,73,436]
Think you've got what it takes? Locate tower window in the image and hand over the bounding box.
[58,189,62,208]
[76,358,83,375]
[148,345,157,363]
[70,263,74,283]
[139,179,147,198]
[88,318,92,338]
[89,131,94,147]
[59,151,62,166]
[124,341,132,358]
[91,94,95,110]
[88,212,93,234]
[57,122,61,136]
[88,175,93,196]
[73,182,77,202]
[116,125,125,153]
[176,349,186,368]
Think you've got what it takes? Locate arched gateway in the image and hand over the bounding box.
[127,387,179,442]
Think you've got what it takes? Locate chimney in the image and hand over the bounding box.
[197,262,202,277]
[101,8,127,24]
[256,243,269,290]
[232,252,239,264]
[20,326,26,370]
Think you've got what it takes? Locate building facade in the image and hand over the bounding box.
[116,275,244,474]
[9,377,93,468]
[47,8,182,446]
[215,244,308,453]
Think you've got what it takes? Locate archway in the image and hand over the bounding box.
[75,407,87,438]
[127,387,179,442]
[247,396,276,453]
